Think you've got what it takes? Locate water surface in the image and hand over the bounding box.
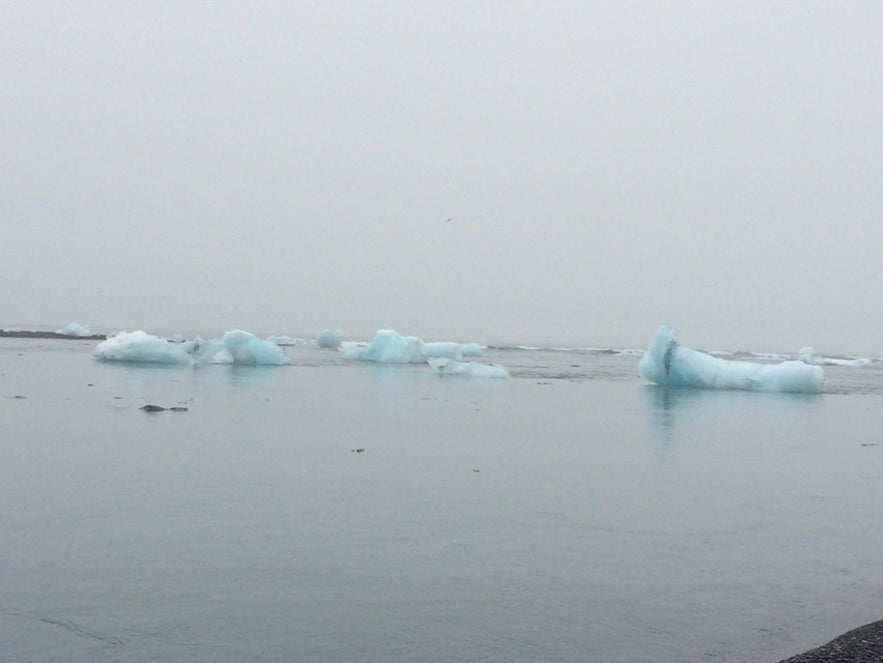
[1,339,881,661]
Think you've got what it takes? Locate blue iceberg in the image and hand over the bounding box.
[315,329,344,349]
[423,341,483,358]
[344,330,484,363]
[639,325,824,393]
[343,330,426,363]
[94,330,290,366]
[188,330,290,365]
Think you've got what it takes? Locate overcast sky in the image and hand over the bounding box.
[2,1,881,354]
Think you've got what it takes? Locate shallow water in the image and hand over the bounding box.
[1,339,882,661]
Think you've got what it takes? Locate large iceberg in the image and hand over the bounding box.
[638,325,824,393]
[94,330,290,366]
[798,346,871,367]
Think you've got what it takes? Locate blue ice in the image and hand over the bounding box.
[187,330,290,365]
[639,325,824,393]
[343,330,483,363]
[315,329,344,349]
[94,330,290,366]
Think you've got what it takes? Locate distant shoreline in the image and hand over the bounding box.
[0,329,107,341]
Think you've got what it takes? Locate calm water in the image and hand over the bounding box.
[1,339,882,662]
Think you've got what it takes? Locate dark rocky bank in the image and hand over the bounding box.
[0,329,107,340]
[779,619,883,662]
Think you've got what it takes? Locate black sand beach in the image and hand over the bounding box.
[0,329,107,340]
[779,620,883,662]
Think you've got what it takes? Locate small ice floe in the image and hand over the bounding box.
[60,322,92,337]
[315,329,344,349]
[427,357,510,378]
[343,329,483,363]
[797,347,871,367]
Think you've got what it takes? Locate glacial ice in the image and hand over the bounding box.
[343,330,426,363]
[93,330,193,364]
[798,347,871,367]
[428,357,510,378]
[423,341,483,358]
[639,325,824,393]
[343,330,484,363]
[93,330,290,366]
[187,330,290,365]
[315,329,344,349]
[60,322,92,337]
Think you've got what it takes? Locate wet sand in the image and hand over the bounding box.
[779,620,883,662]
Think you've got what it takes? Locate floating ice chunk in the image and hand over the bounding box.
[315,329,343,349]
[191,330,290,365]
[343,329,427,363]
[93,331,193,364]
[60,322,92,337]
[94,330,289,365]
[639,325,824,393]
[459,343,483,357]
[798,347,871,367]
[344,330,485,363]
[428,357,510,378]
[423,341,483,358]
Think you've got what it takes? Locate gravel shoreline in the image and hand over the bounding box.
[778,619,883,662]
[0,329,107,340]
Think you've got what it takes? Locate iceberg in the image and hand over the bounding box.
[188,330,290,365]
[343,330,484,363]
[60,322,92,337]
[423,341,465,359]
[798,347,871,367]
[94,330,290,366]
[94,330,193,364]
[423,341,483,358]
[342,330,428,363]
[315,329,343,349]
[638,325,824,393]
[428,357,510,378]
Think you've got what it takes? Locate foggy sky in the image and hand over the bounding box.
[3,2,881,354]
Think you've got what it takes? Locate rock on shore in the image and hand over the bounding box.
[779,619,883,662]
